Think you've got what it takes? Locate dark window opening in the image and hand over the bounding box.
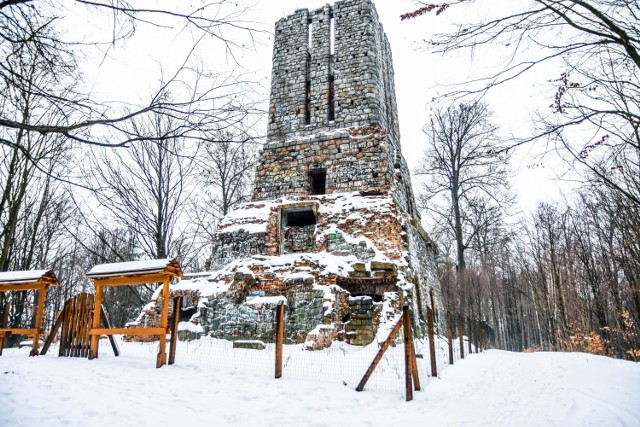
[305,80,311,124]
[328,75,335,121]
[309,169,326,195]
[283,207,316,227]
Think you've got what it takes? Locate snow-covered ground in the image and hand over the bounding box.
[1,341,639,427]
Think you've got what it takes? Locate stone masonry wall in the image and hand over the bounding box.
[213,193,408,270]
[268,0,400,151]
[254,127,392,201]
[197,0,442,347]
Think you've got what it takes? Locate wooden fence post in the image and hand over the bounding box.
[30,286,47,356]
[467,316,473,355]
[169,295,182,365]
[60,297,72,357]
[275,301,285,379]
[408,317,421,392]
[447,311,454,365]
[457,314,464,359]
[89,285,102,360]
[156,277,170,368]
[402,303,413,401]
[0,302,9,356]
[428,307,437,377]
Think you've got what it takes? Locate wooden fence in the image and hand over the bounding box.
[41,292,119,357]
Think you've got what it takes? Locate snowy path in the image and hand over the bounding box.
[1,348,639,426]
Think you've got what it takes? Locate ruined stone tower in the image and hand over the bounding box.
[255,0,411,210]
[198,0,442,346]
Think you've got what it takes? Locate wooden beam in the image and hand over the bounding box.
[93,273,170,287]
[41,310,63,355]
[168,296,182,365]
[89,285,103,359]
[29,285,47,356]
[458,314,464,359]
[0,283,46,292]
[275,301,285,378]
[408,315,421,391]
[468,316,473,355]
[447,311,454,365]
[1,302,9,327]
[402,303,416,400]
[59,298,71,357]
[428,307,437,377]
[356,314,403,392]
[156,277,170,368]
[0,302,9,356]
[0,328,37,335]
[77,293,91,357]
[89,327,167,336]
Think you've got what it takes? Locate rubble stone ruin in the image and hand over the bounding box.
[134,0,443,348]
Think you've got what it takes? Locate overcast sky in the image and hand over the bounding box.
[68,0,575,213]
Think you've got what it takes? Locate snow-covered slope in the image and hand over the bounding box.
[1,347,638,426]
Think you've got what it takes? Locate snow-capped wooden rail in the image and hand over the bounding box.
[86,258,183,368]
[0,270,59,357]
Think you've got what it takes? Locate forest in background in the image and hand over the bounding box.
[1,0,638,359]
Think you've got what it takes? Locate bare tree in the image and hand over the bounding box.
[0,1,261,151]
[403,0,640,206]
[416,101,512,273]
[187,129,258,269]
[85,112,193,261]
[202,130,258,217]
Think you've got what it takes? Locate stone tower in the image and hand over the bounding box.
[201,0,442,346]
[255,0,412,214]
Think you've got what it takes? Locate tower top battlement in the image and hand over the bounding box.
[267,0,400,147]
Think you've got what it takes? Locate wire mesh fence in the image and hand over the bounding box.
[40,309,476,399]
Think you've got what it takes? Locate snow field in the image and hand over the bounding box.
[1,336,639,426]
[53,325,460,396]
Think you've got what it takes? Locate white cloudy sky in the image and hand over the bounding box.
[63,0,576,212]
